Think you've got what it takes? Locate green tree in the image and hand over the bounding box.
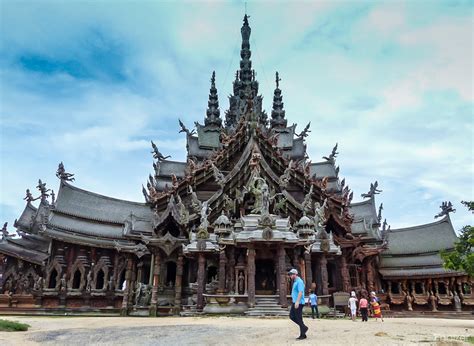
[441,201,474,276]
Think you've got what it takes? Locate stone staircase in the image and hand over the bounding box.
[245,295,289,317]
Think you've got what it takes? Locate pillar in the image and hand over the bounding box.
[320,255,329,295]
[196,253,206,311]
[149,251,161,316]
[218,248,227,293]
[278,246,287,307]
[227,247,235,294]
[174,255,184,313]
[365,258,375,293]
[121,256,133,316]
[304,251,312,295]
[247,248,256,307]
[340,255,350,292]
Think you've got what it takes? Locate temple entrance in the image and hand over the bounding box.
[255,259,276,294]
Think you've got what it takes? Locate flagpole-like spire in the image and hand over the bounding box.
[205,71,222,127]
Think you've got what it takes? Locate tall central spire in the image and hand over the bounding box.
[239,14,252,83]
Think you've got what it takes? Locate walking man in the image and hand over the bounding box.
[288,268,308,340]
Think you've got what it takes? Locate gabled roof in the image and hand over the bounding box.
[383,216,457,256]
[156,160,187,178]
[54,182,152,224]
[310,161,337,179]
[14,202,37,231]
[0,237,49,265]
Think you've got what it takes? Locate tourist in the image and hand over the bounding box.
[370,291,384,322]
[309,290,319,319]
[359,293,368,322]
[288,268,308,340]
[348,291,358,321]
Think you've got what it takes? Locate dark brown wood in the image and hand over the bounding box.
[247,248,256,307]
[174,255,184,311]
[278,246,287,307]
[320,255,329,295]
[304,251,312,294]
[218,249,227,293]
[196,253,206,311]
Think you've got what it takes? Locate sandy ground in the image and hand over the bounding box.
[0,316,473,346]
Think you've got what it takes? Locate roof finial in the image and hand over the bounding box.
[435,201,456,219]
[275,71,281,89]
[205,71,222,127]
[270,71,287,128]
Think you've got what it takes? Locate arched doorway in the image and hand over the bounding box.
[256,259,275,294]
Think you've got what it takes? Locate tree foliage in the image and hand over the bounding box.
[441,201,474,277]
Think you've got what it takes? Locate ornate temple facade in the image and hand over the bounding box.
[0,16,471,316]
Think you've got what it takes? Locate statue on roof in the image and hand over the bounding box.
[200,201,212,230]
[278,160,293,188]
[56,162,75,182]
[36,179,51,202]
[178,119,196,136]
[188,185,202,213]
[323,143,339,162]
[1,222,8,240]
[151,141,171,162]
[378,203,383,223]
[23,189,38,203]
[211,162,225,188]
[361,181,382,199]
[296,122,311,139]
[302,185,314,215]
[435,201,456,218]
[314,198,328,231]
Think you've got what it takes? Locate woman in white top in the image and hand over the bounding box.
[348,291,358,321]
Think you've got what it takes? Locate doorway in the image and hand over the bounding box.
[255,259,276,294]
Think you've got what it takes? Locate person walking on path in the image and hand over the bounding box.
[370,291,384,322]
[348,291,358,321]
[309,290,319,319]
[288,268,308,340]
[359,293,369,322]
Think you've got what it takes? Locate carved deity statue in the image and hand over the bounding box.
[24,189,37,203]
[361,181,382,199]
[314,198,328,230]
[199,201,211,230]
[34,276,43,291]
[322,143,339,162]
[188,185,202,213]
[151,140,171,162]
[135,282,143,306]
[301,185,314,215]
[296,122,311,138]
[60,274,67,293]
[36,179,51,202]
[435,201,456,219]
[56,162,75,182]
[278,160,293,188]
[178,119,195,136]
[86,269,93,292]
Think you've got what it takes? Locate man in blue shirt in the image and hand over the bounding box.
[288,268,308,340]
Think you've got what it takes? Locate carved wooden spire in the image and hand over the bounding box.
[205,71,222,127]
[270,71,287,128]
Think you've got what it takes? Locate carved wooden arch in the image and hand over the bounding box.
[115,257,127,290]
[93,258,110,290]
[45,259,63,290]
[68,259,86,291]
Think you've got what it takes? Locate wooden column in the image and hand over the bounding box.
[340,255,351,292]
[304,251,312,295]
[247,248,256,308]
[149,251,161,316]
[227,247,235,293]
[174,255,184,313]
[218,249,227,293]
[366,258,375,293]
[196,253,206,311]
[278,246,287,307]
[121,255,133,316]
[320,255,329,295]
[275,250,280,295]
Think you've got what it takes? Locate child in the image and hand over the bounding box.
[348,291,358,321]
[370,292,384,322]
[309,290,319,319]
[359,294,368,322]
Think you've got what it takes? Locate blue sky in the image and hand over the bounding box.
[0,0,472,233]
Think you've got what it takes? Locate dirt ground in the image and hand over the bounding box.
[0,316,473,346]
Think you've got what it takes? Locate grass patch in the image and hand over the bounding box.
[0,319,30,332]
[467,336,474,344]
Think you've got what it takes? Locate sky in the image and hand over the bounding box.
[0,0,473,234]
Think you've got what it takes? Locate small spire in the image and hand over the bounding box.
[270,71,287,128]
[205,71,222,127]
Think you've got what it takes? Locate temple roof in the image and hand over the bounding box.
[55,182,152,224]
[382,216,457,256]
[14,202,37,231]
[349,196,381,240]
[0,237,49,265]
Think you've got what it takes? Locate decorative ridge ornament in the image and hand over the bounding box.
[151,140,171,162]
[435,201,456,218]
[56,162,75,182]
[323,143,339,162]
[361,180,382,199]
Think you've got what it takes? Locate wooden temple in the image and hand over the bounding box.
[0,15,471,316]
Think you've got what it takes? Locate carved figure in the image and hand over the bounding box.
[1,222,8,239]
[108,276,115,291]
[453,291,462,312]
[178,119,196,136]
[200,201,211,230]
[56,162,75,182]
[171,174,179,189]
[361,181,382,199]
[23,189,37,203]
[320,176,328,191]
[296,122,311,138]
[223,194,235,216]
[151,141,171,161]
[211,162,225,188]
[278,160,293,188]
[188,186,202,213]
[176,194,189,225]
[301,185,314,215]
[322,143,339,162]
[34,276,43,291]
[134,282,142,306]
[273,194,287,216]
[435,201,456,218]
[314,198,328,230]
[238,271,245,294]
[60,274,67,293]
[36,179,51,202]
[86,268,93,292]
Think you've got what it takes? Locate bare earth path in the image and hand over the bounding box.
[0,316,473,346]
